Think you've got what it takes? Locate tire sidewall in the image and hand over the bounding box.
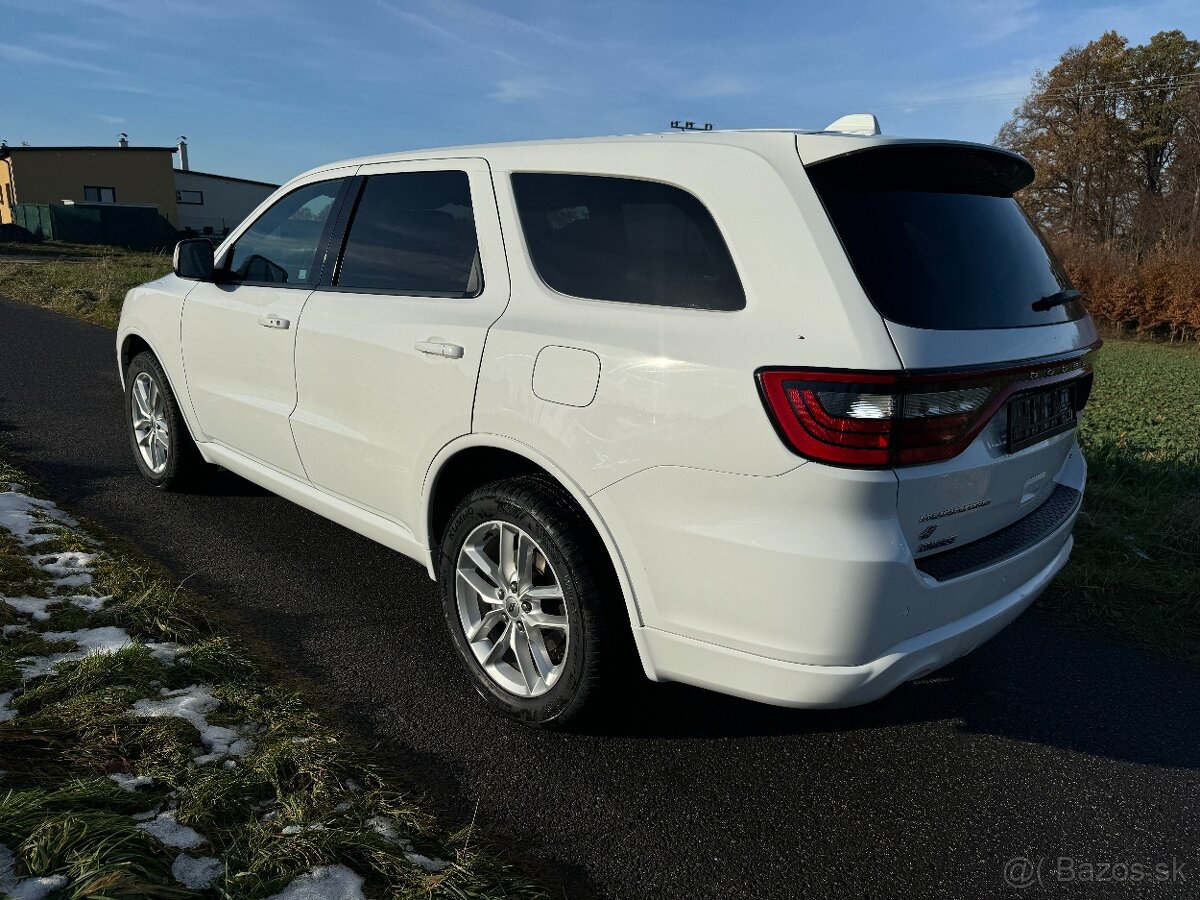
[440,488,594,726]
[125,353,186,489]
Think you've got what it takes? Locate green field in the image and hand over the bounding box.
[1043,339,1200,662]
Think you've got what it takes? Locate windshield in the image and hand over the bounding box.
[807,145,1085,330]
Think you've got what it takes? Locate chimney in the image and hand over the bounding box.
[117,132,129,149]
[178,136,189,171]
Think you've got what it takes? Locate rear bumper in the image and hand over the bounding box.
[593,442,1085,707]
[639,535,1071,708]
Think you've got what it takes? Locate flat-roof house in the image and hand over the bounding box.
[0,138,179,226]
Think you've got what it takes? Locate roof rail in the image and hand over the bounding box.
[824,114,881,136]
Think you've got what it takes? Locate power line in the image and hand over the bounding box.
[882,71,1200,112]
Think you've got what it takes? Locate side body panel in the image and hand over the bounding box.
[471,138,903,498]
[290,158,511,531]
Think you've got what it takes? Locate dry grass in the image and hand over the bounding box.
[0,242,171,329]
[0,455,547,899]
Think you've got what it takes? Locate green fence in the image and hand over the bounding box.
[12,203,178,250]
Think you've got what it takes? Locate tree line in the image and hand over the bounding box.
[998,29,1200,339]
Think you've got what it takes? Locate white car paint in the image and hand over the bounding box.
[118,128,1094,708]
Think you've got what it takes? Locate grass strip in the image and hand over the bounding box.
[0,454,547,899]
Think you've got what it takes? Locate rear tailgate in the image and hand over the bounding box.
[800,139,1099,562]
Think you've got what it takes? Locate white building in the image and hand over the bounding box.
[172,141,277,236]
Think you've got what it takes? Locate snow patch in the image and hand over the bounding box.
[108,773,154,792]
[31,551,96,578]
[2,623,28,636]
[172,853,224,890]
[2,597,61,622]
[280,824,327,835]
[145,641,186,664]
[367,816,450,873]
[0,489,72,548]
[131,685,254,764]
[265,865,366,900]
[69,595,109,613]
[17,626,134,680]
[135,811,206,849]
[0,692,15,724]
[0,843,68,900]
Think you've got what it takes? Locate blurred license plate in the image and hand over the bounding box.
[1008,383,1077,453]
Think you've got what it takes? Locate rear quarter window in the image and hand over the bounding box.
[511,173,745,311]
[807,145,1085,330]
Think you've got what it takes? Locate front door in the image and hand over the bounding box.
[181,174,350,477]
[290,158,509,531]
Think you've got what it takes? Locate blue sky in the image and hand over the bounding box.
[4,0,1199,184]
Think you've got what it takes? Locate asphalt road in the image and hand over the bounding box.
[2,295,1198,899]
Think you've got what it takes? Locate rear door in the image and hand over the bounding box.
[181,174,351,477]
[289,158,509,532]
[802,141,1099,556]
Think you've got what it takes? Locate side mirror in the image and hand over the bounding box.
[173,238,215,281]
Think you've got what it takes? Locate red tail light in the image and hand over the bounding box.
[757,351,1096,468]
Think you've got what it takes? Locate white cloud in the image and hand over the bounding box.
[489,77,560,103]
[681,74,759,99]
[0,42,118,75]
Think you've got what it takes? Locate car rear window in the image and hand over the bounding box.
[806,145,1084,330]
[511,173,745,311]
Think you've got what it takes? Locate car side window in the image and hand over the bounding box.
[226,180,344,286]
[511,173,745,311]
[334,170,481,297]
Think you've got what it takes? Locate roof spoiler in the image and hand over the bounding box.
[824,114,881,136]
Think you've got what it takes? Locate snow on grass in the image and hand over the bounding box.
[0,487,73,548]
[2,596,61,621]
[68,594,109,613]
[131,685,254,764]
[135,811,206,850]
[265,864,367,900]
[145,641,186,664]
[31,550,96,577]
[0,843,68,900]
[17,626,134,680]
[108,773,154,792]
[367,816,451,873]
[172,853,224,890]
[0,692,15,724]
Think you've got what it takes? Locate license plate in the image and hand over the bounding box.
[1007,383,1077,453]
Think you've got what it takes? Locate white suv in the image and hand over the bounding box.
[117,125,1096,726]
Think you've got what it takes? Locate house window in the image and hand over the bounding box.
[176,189,204,205]
[83,186,116,203]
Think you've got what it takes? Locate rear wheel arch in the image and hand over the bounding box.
[423,439,647,635]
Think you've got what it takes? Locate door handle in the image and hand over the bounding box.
[257,315,290,330]
[415,339,465,359]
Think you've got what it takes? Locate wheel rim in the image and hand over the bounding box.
[130,372,170,475]
[455,520,570,698]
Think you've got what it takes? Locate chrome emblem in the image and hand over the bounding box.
[918,524,938,540]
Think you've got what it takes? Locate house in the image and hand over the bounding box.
[0,137,179,227]
[173,140,277,236]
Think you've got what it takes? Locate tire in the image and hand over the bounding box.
[124,351,209,490]
[439,475,625,728]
